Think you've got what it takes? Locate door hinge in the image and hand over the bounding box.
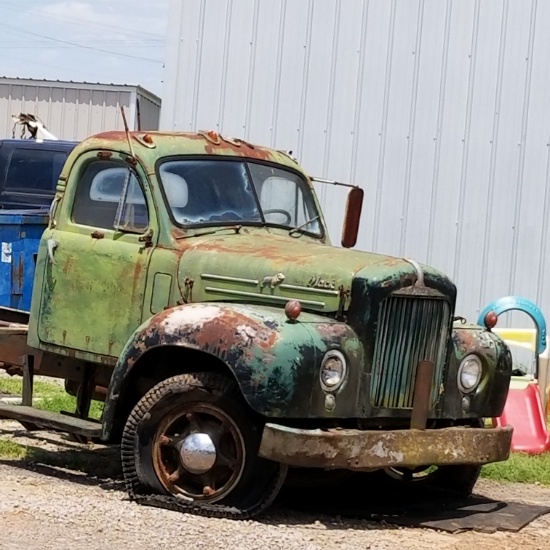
[138,229,154,248]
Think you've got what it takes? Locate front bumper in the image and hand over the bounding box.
[258,424,513,469]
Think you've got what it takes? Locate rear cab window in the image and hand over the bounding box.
[0,140,76,209]
[4,147,68,192]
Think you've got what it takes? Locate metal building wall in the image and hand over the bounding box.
[161,0,550,324]
[136,90,162,132]
[0,78,161,141]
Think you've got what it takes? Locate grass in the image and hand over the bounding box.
[481,451,550,486]
[0,376,67,398]
[480,412,550,485]
[0,376,118,476]
[0,439,27,459]
[0,375,103,420]
[0,436,121,478]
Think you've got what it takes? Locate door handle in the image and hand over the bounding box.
[47,239,59,265]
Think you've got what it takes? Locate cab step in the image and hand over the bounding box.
[0,403,102,438]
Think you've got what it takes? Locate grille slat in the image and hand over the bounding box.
[393,299,409,407]
[371,295,451,409]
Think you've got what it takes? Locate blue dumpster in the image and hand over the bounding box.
[0,210,48,311]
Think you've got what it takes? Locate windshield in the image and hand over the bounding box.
[157,159,323,237]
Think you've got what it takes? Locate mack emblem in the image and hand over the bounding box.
[308,276,336,290]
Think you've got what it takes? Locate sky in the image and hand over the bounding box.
[0,0,169,97]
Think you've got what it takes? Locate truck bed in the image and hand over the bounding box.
[0,306,36,371]
[0,305,29,326]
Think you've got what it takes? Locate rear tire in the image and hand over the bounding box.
[121,373,286,513]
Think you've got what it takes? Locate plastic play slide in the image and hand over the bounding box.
[480,297,550,454]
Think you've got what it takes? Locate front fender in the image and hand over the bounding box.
[102,303,363,439]
[445,324,512,418]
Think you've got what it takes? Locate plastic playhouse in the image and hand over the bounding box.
[479,297,550,454]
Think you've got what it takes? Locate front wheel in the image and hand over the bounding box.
[121,373,286,515]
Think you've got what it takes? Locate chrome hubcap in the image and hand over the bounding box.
[178,432,217,474]
[153,404,245,502]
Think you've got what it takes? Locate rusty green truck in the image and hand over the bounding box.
[0,128,513,518]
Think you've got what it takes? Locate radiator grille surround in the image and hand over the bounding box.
[370,295,451,409]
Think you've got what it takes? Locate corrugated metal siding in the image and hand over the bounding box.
[161,0,550,325]
[136,91,161,131]
[0,79,161,141]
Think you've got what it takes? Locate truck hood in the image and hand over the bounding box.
[178,232,452,314]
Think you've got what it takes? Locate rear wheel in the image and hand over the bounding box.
[121,373,286,514]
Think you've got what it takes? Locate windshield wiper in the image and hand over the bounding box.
[289,216,320,236]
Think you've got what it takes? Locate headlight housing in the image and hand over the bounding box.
[319,350,347,391]
[457,355,483,393]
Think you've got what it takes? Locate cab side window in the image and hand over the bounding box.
[72,160,149,232]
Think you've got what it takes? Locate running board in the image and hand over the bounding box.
[0,403,102,438]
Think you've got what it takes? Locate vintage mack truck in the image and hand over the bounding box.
[0,127,513,518]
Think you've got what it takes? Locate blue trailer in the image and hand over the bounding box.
[0,210,48,311]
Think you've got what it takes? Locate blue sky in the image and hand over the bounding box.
[0,0,169,97]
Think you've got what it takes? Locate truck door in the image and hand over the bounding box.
[37,152,156,359]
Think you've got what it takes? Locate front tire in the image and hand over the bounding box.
[121,373,286,514]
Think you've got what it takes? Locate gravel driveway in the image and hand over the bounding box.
[1,420,549,550]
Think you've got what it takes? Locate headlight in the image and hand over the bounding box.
[457,355,482,393]
[319,350,347,391]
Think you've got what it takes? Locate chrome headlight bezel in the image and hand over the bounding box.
[319,350,347,392]
[457,354,483,394]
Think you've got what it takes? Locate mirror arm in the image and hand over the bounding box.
[309,176,358,189]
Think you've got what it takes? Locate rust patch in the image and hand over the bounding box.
[131,260,144,300]
[171,227,187,240]
[183,277,194,302]
[63,255,74,276]
[91,131,129,141]
[16,257,24,290]
[133,305,282,370]
[183,239,319,266]
[315,323,351,342]
[88,131,282,163]
[163,307,279,354]
[452,329,478,354]
[202,140,275,162]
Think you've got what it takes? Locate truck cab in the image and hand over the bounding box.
[0,130,513,518]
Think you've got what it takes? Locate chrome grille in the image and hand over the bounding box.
[370,295,451,409]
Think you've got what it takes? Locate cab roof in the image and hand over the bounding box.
[69,130,301,173]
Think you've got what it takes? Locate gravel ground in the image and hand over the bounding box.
[1,420,549,550]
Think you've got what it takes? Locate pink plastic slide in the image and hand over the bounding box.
[493,379,550,454]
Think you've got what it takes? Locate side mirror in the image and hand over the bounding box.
[341,187,364,248]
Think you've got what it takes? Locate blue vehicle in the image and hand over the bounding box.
[0,115,78,308]
[0,138,77,210]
